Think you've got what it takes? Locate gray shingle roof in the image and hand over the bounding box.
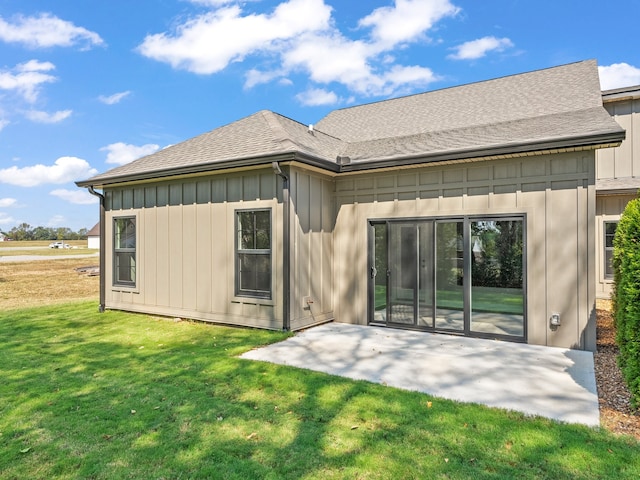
[316,60,605,142]
[83,110,342,184]
[78,60,624,187]
[341,107,619,164]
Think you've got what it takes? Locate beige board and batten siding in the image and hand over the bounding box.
[333,151,597,351]
[103,168,285,329]
[288,167,335,330]
[597,96,640,179]
[595,94,640,299]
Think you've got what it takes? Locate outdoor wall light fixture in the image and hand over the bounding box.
[550,313,561,327]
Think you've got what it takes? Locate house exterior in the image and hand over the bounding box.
[595,85,640,299]
[77,60,625,352]
[87,222,100,249]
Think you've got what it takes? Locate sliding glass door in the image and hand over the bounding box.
[469,220,524,337]
[369,216,525,341]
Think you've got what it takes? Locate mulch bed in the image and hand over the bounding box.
[594,303,640,439]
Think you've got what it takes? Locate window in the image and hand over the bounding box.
[604,221,618,280]
[113,217,136,287]
[236,209,271,299]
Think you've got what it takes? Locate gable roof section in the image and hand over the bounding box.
[80,111,342,186]
[78,60,624,187]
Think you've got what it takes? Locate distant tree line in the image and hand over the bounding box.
[1,223,88,241]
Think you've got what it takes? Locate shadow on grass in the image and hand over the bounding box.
[0,302,639,479]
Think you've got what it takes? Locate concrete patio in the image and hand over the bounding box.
[241,322,600,427]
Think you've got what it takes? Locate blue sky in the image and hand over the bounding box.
[1,0,639,232]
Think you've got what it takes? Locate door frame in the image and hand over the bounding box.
[367,215,528,343]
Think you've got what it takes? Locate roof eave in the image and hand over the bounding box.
[596,188,640,196]
[76,130,625,187]
[76,151,341,188]
[602,85,640,102]
[339,131,626,173]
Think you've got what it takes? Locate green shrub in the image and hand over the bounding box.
[612,197,640,406]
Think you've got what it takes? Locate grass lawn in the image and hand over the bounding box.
[0,257,100,309]
[1,302,639,479]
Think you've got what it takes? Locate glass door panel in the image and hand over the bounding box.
[417,222,434,328]
[470,220,524,336]
[372,223,388,324]
[388,224,417,325]
[435,221,464,331]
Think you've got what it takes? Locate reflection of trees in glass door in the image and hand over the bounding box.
[434,221,465,332]
[369,216,524,341]
[470,220,524,337]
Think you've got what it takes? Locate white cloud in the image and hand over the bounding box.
[599,63,640,90]
[0,13,104,49]
[0,198,17,207]
[47,214,66,228]
[0,118,8,131]
[98,91,131,105]
[0,60,57,102]
[296,88,339,106]
[138,0,332,75]
[140,0,453,99]
[283,33,374,91]
[50,189,99,205]
[448,36,514,60]
[25,109,72,123]
[0,212,16,226]
[359,0,460,49]
[284,33,439,96]
[0,157,98,187]
[101,142,161,165]
[383,65,439,90]
[245,68,284,89]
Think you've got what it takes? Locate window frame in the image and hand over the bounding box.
[603,220,618,281]
[112,216,137,288]
[235,208,272,300]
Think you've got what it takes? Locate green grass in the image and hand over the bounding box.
[1,302,639,479]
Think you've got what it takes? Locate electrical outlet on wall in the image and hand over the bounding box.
[302,296,314,310]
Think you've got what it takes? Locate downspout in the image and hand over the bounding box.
[272,162,290,331]
[86,186,106,313]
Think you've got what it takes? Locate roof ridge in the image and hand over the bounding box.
[318,60,597,118]
[259,110,298,151]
